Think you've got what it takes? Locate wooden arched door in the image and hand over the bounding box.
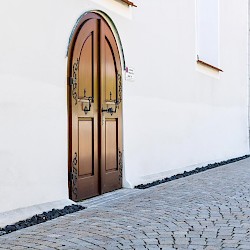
[68,13,123,201]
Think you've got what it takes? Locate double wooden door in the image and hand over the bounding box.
[68,14,123,201]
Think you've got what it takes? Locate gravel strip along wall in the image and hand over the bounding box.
[135,155,250,189]
[0,204,85,236]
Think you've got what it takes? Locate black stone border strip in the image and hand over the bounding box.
[0,204,85,236]
[135,155,250,189]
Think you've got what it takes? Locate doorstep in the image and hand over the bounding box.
[78,188,143,208]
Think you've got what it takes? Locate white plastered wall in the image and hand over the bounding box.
[122,0,249,186]
[0,0,248,214]
[248,0,250,142]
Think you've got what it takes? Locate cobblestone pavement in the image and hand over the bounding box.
[1,158,250,249]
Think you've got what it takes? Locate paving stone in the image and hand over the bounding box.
[222,244,239,248]
[1,158,250,249]
[187,245,204,250]
[174,237,189,245]
[222,239,239,244]
[190,237,206,245]
[174,244,189,249]
[158,238,173,245]
[145,245,159,249]
[238,245,250,249]
[158,247,175,250]
[143,239,158,245]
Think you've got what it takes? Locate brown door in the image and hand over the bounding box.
[68,14,123,201]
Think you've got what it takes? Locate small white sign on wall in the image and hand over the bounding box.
[125,66,135,82]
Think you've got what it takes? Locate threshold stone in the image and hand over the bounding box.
[135,155,250,189]
[0,204,85,236]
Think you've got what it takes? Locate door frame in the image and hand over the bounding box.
[67,11,125,199]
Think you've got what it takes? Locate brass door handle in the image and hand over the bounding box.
[102,91,121,115]
[78,88,94,114]
[77,98,92,103]
[101,101,119,115]
[101,106,116,115]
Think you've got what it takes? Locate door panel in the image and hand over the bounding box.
[69,14,123,201]
[105,119,118,172]
[78,119,94,177]
[105,38,117,102]
[78,34,94,100]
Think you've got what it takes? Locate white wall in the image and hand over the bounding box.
[248,0,250,142]
[0,0,248,213]
[123,0,249,186]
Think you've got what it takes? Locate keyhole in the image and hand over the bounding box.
[110,91,112,101]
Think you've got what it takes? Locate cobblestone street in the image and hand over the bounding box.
[1,158,250,249]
